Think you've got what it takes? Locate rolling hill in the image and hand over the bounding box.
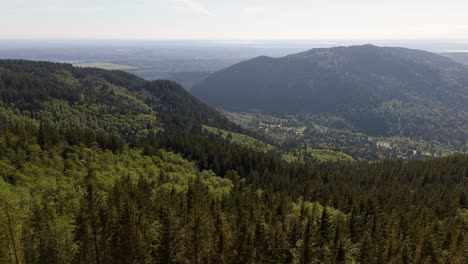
[0,60,240,139]
[192,45,468,145]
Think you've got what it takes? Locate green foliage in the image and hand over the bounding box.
[0,59,467,263]
[0,60,240,138]
[202,125,274,153]
[284,148,355,163]
[226,111,466,161]
[0,127,235,263]
[1,118,466,263]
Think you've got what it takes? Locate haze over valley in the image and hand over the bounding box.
[2,39,468,90]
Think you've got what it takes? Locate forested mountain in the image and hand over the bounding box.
[192,45,468,142]
[0,60,239,137]
[1,60,467,263]
[442,52,468,65]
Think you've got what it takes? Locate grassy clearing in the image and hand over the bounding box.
[203,125,353,163]
[73,62,138,70]
[284,148,355,163]
[202,125,274,153]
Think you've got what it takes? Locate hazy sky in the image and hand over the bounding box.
[2,0,468,40]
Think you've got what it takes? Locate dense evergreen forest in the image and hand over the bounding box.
[0,60,240,137]
[192,45,468,158]
[1,60,467,263]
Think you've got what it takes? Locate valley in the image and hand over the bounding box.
[192,45,468,161]
[224,111,464,161]
[0,49,467,263]
[2,0,468,262]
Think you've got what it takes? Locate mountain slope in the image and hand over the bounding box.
[442,52,468,65]
[0,60,239,138]
[1,59,467,264]
[192,45,468,142]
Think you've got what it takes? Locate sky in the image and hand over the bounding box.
[2,0,468,40]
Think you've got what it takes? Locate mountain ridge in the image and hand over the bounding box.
[191,45,468,143]
[0,59,242,138]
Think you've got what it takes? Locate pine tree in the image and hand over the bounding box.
[301,219,314,264]
[75,171,105,264]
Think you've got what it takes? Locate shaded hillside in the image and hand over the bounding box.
[192,45,468,143]
[442,52,468,65]
[155,71,211,91]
